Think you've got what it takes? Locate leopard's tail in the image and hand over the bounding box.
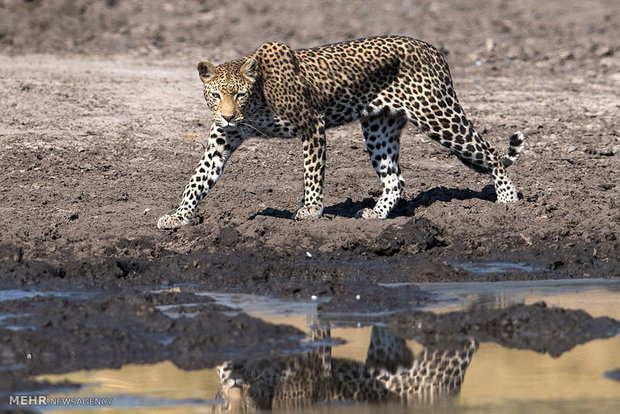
[501,131,526,168]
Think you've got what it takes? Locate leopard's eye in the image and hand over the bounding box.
[211,92,221,100]
[235,92,246,100]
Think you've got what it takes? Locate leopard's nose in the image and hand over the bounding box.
[226,378,243,387]
[222,114,235,122]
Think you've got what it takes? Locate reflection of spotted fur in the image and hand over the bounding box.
[158,36,526,229]
[213,325,478,412]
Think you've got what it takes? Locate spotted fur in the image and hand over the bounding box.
[212,325,478,411]
[158,36,525,229]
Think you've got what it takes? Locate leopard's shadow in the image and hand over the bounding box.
[398,184,497,216]
[251,185,496,219]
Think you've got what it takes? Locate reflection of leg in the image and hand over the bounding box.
[356,113,406,219]
[412,338,478,399]
[158,124,243,229]
[366,325,413,373]
[307,314,332,379]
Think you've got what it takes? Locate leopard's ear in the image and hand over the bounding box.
[197,60,216,83]
[240,56,259,82]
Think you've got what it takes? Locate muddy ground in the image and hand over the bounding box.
[0,0,618,396]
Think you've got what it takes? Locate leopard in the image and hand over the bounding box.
[212,323,478,412]
[157,35,526,229]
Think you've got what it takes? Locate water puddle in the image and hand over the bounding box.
[0,289,97,303]
[33,362,217,413]
[0,312,33,331]
[450,260,544,275]
[0,289,99,332]
[12,280,620,413]
[407,278,620,315]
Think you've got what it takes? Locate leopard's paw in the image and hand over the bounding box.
[495,182,519,203]
[292,204,323,220]
[157,213,190,229]
[355,208,381,219]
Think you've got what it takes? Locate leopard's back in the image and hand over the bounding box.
[290,36,451,128]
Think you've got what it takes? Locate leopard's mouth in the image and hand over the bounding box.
[216,117,242,128]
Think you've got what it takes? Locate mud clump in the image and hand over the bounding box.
[0,292,304,392]
[372,218,448,256]
[388,302,620,357]
[319,283,431,315]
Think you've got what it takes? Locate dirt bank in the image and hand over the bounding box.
[0,0,618,397]
[1,0,618,296]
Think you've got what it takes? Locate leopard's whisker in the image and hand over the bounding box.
[239,121,271,139]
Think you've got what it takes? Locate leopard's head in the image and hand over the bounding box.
[212,361,258,413]
[197,57,259,129]
[212,361,272,413]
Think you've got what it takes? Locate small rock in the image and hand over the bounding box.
[594,45,612,58]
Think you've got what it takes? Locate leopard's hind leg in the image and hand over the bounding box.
[403,73,522,202]
[356,111,407,219]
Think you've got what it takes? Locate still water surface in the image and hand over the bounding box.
[35,279,620,413]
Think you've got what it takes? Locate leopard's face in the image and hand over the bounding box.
[213,361,258,413]
[197,57,259,129]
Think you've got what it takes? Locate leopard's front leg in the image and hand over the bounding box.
[157,124,243,229]
[292,117,326,220]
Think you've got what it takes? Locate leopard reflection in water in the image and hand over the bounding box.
[212,324,477,412]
